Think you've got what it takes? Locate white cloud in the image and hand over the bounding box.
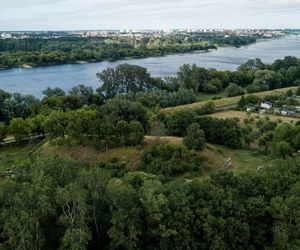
[0,0,299,30]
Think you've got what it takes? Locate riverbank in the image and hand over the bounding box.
[0,36,299,97]
[0,36,261,71]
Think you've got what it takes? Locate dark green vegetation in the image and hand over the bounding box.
[0,34,257,69]
[0,57,300,249]
[1,153,300,249]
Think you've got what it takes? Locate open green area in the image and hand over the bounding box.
[0,141,44,172]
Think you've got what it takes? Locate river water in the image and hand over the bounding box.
[0,36,299,97]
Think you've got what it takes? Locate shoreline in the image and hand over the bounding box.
[0,41,261,72]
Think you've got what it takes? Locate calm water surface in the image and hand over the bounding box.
[0,36,299,97]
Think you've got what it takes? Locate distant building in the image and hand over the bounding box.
[0,33,12,39]
[260,101,273,110]
[281,110,296,116]
[259,109,266,114]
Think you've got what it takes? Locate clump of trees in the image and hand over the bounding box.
[183,123,206,150]
[140,143,206,177]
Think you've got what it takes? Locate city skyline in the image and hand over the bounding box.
[1,0,300,31]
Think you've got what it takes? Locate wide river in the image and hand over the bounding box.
[0,36,300,97]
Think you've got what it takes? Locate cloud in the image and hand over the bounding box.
[0,0,299,30]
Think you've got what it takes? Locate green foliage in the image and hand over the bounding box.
[127,121,145,146]
[66,108,97,143]
[140,143,206,176]
[43,111,69,139]
[2,154,300,249]
[97,64,158,98]
[183,123,206,150]
[197,117,245,149]
[43,87,66,97]
[0,122,6,142]
[196,101,216,115]
[8,118,30,143]
[166,109,197,136]
[119,88,197,108]
[225,82,245,97]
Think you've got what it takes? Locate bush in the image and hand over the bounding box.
[225,83,244,97]
[196,101,216,115]
[183,123,206,150]
[274,141,294,158]
[0,122,6,142]
[167,109,197,136]
[140,143,206,176]
[8,118,30,143]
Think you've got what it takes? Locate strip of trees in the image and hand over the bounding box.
[0,34,257,69]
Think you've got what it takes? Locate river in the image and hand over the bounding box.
[0,36,300,97]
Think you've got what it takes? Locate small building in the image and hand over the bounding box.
[281,110,296,116]
[295,106,300,112]
[260,101,273,110]
[259,109,266,114]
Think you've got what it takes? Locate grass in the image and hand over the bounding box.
[0,136,278,177]
[207,110,299,123]
[196,92,226,101]
[146,137,277,173]
[0,141,44,172]
[163,86,297,112]
[207,144,277,173]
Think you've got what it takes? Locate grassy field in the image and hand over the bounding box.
[206,144,277,173]
[0,141,44,172]
[196,92,226,101]
[0,136,278,176]
[207,110,299,123]
[163,86,297,112]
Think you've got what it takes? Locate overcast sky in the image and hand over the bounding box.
[1,0,300,30]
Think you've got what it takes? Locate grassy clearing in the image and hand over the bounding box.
[146,136,276,172]
[0,141,44,172]
[207,144,277,173]
[196,92,226,101]
[163,86,297,112]
[207,110,299,123]
[0,136,278,176]
[40,136,183,170]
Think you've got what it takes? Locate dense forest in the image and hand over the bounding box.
[0,56,300,249]
[0,34,257,69]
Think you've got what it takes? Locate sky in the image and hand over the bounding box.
[1,0,300,30]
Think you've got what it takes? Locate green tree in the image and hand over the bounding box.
[128,121,145,146]
[67,108,97,143]
[116,120,129,147]
[149,121,166,143]
[69,84,94,105]
[43,111,69,139]
[8,117,30,143]
[183,123,206,150]
[167,109,197,136]
[98,64,156,98]
[274,141,294,158]
[28,114,46,135]
[43,87,66,97]
[225,82,244,97]
[0,122,6,142]
[56,183,91,250]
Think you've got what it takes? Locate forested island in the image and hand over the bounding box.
[0,56,300,249]
[0,33,259,69]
